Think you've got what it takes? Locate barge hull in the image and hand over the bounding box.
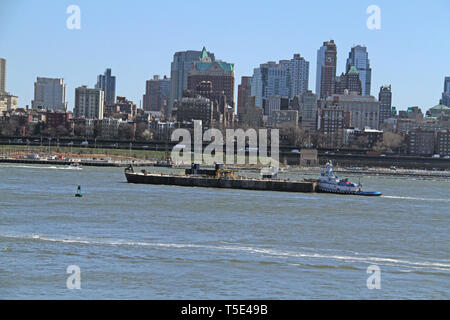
[125,172,316,193]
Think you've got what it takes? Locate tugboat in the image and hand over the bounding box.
[317,162,381,196]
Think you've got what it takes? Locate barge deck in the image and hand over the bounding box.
[125,171,317,193]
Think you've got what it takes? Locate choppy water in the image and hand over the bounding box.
[0,164,449,299]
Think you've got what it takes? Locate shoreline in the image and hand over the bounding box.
[0,157,152,167]
[1,157,449,178]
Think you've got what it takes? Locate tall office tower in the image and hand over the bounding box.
[74,86,104,119]
[170,48,215,111]
[289,54,309,97]
[251,61,290,108]
[335,66,362,95]
[143,75,171,115]
[31,77,68,111]
[316,40,337,99]
[0,58,19,113]
[237,76,252,115]
[187,47,234,110]
[0,58,5,94]
[441,77,450,107]
[379,85,392,125]
[295,90,318,131]
[250,67,265,108]
[95,68,116,105]
[346,45,372,96]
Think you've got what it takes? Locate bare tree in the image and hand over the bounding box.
[118,123,134,140]
[56,125,69,137]
[1,120,19,136]
[375,131,404,152]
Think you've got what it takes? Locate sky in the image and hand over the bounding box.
[0,0,449,112]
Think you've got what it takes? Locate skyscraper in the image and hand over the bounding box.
[0,58,18,112]
[346,45,372,96]
[289,54,309,97]
[187,47,234,110]
[251,61,288,108]
[0,58,5,94]
[237,76,252,115]
[335,66,362,95]
[74,86,104,119]
[379,85,392,125]
[95,68,116,105]
[316,40,337,99]
[170,48,215,110]
[143,75,171,115]
[441,77,450,107]
[31,77,67,111]
[296,90,318,132]
[250,54,309,108]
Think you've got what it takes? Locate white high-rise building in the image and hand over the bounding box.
[31,77,67,111]
[74,86,104,119]
[289,54,309,97]
[251,54,309,108]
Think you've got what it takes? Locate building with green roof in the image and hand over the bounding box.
[187,47,235,110]
[427,104,450,118]
[170,48,215,114]
[335,66,362,95]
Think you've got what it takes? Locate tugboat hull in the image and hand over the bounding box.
[317,186,382,196]
[355,191,382,196]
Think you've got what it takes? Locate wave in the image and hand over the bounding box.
[2,233,450,271]
[382,195,450,202]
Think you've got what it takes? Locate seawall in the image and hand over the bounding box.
[0,158,152,167]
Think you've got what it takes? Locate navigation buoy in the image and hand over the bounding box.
[75,185,82,197]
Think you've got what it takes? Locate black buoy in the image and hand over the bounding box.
[75,185,82,197]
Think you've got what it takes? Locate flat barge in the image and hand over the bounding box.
[125,164,316,193]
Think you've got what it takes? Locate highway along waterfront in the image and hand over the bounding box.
[0,164,449,299]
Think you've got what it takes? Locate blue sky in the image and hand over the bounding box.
[1,0,449,112]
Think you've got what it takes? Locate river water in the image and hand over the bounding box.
[0,164,449,299]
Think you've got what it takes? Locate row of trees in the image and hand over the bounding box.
[0,120,159,141]
[280,126,406,151]
[0,119,407,152]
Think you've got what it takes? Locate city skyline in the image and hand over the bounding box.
[0,0,449,111]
